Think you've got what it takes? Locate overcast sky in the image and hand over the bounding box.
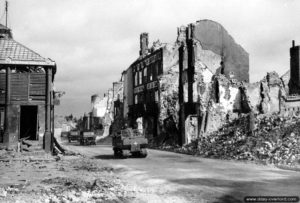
[1,0,300,117]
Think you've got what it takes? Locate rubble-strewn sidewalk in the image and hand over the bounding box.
[0,150,135,203]
[156,114,300,171]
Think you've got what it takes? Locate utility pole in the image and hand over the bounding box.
[5,1,8,27]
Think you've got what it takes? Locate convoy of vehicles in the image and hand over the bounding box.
[60,116,148,158]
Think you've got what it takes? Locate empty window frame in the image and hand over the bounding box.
[139,71,143,85]
[143,68,147,83]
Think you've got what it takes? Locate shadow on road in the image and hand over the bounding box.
[169,176,300,203]
[93,154,117,160]
[93,154,148,160]
[212,194,243,203]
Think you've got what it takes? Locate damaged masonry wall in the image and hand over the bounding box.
[158,44,180,139]
[203,72,288,135]
[181,20,249,143]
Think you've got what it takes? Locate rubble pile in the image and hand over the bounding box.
[0,151,134,202]
[72,158,114,172]
[40,176,126,202]
[198,114,300,167]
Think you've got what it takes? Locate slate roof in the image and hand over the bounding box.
[0,24,8,29]
[0,38,55,66]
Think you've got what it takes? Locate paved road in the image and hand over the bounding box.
[65,143,300,203]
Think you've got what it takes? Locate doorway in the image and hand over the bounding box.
[20,106,38,140]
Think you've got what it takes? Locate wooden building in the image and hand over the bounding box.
[0,24,56,152]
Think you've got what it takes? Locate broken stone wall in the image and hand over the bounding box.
[185,115,198,144]
[156,43,180,143]
[179,20,249,144]
[112,82,123,102]
[204,75,243,134]
[203,71,288,135]
[192,20,249,82]
[243,82,261,113]
[243,72,286,114]
[193,55,214,107]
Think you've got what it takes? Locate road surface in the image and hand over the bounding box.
[65,142,300,203]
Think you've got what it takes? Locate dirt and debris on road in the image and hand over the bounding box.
[0,149,135,203]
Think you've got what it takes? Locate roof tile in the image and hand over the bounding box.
[0,38,46,62]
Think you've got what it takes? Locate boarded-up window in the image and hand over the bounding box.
[29,73,46,101]
[2,73,46,102]
[11,74,29,101]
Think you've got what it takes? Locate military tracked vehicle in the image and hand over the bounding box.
[112,128,148,158]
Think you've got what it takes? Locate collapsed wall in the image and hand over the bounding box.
[243,72,286,114]
[203,71,287,134]
[193,20,249,82]
[204,74,243,133]
[156,44,180,144]
[179,19,250,143]
[159,44,180,126]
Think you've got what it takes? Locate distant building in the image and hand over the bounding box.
[285,40,300,112]
[122,69,133,122]
[112,81,123,118]
[289,40,300,95]
[0,24,56,152]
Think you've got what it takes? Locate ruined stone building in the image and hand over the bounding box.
[121,32,180,142]
[177,20,249,144]
[106,20,298,147]
[128,33,163,138]
[0,24,56,152]
[114,20,250,145]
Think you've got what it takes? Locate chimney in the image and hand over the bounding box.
[139,33,149,56]
[176,26,186,44]
[292,40,295,48]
